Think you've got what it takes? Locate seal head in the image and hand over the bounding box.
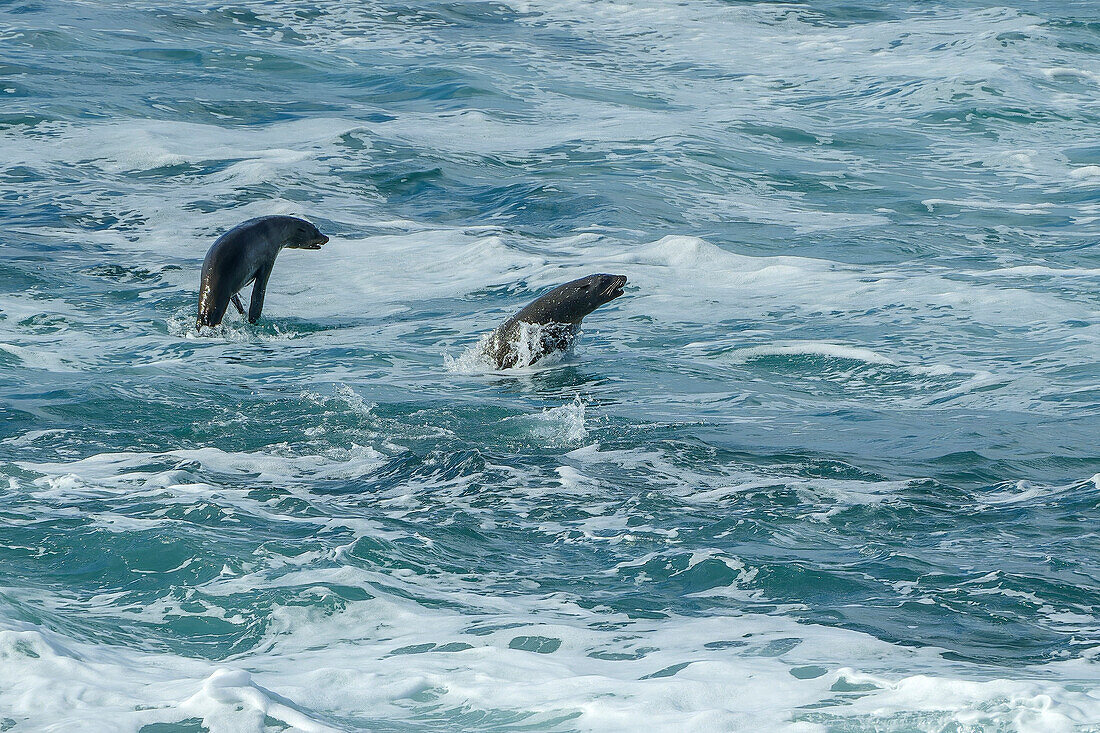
[518,273,627,325]
[285,220,329,250]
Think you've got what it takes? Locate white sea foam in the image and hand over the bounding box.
[725,342,898,366]
[2,117,358,177]
[1069,165,1100,179]
[166,306,305,342]
[2,590,1098,733]
[1042,67,1100,83]
[0,342,79,372]
[0,622,336,732]
[18,444,387,491]
[7,436,1100,732]
[443,332,500,374]
[601,235,1086,348]
[499,394,590,446]
[445,322,575,374]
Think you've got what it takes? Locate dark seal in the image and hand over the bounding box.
[484,273,627,369]
[196,216,328,329]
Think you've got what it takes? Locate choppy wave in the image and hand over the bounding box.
[4,440,1100,731]
[1,0,1099,730]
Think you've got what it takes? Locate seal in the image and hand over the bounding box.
[484,273,627,369]
[196,216,328,329]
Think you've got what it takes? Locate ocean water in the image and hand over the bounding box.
[1,0,1099,730]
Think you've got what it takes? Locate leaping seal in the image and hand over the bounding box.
[196,215,329,329]
[484,273,627,369]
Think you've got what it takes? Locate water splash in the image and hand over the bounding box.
[445,322,576,373]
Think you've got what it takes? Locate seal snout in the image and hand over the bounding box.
[604,274,627,300]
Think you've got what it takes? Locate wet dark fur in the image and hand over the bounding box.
[196,216,328,328]
[485,273,627,369]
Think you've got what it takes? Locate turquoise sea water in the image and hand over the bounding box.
[1,0,1099,730]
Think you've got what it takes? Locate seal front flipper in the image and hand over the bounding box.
[230,294,245,316]
[247,263,273,324]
